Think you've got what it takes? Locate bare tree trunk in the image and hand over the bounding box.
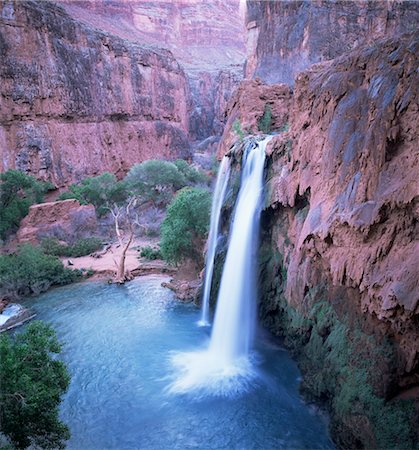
[115,228,134,283]
[113,197,138,284]
[110,207,123,245]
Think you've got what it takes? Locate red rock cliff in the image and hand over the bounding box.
[219,31,418,448]
[265,33,418,371]
[0,0,193,186]
[60,0,246,149]
[245,0,419,84]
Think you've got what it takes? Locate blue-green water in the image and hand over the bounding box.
[23,277,335,450]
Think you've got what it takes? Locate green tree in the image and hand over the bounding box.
[59,172,138,283]
[0,321,70,449]
[232,119,245,141]
[258,104,272,133]
[125,160,187,206]
[58,172,128,217]
[160,187,211,265]
[0,170,51,239]
[173,159,209,185]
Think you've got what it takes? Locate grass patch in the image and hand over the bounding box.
[40,237,103,258]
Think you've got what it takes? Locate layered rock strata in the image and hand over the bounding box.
[0,0,191,186]
[60,0,246,152]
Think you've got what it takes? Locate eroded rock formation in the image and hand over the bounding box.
[217,78,292,158]
[217,31,418,448]
[17,199,97,244]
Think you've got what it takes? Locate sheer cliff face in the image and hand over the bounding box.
[264,33,418,372]
[60,0,246,145]
[245,0,419,84]
[0,0,245,186]
[0,0,192,186]
[234,1,419,384]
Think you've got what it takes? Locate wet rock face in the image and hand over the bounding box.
[217,79,292,158]
[278,34,418,348]
[245,0,419,84]
[0,0,191,186]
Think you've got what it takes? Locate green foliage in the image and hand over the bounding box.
[139,245,162,260]
[259,241,418,448]
[258,104,272,133]
[0,245,81,299]
[160,187,211,265]
[125,160,187,206]
[57,173,128,216]
[0,321,70,449]
[69,237,103,257]
[280,122,290,133]
[0,170,50,239]
[174,159,209,185]
[232,119,245,141]
[210,156,220,177]
[266,279,417,448]
[40,237,103,258]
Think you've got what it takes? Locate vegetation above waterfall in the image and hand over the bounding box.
[0,321,70,449]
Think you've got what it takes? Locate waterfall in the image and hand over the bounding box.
[198,156,231,326]
[208,137,270,364]
[168,136,271,397]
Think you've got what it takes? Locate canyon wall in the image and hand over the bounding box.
[0,0,193,186]
[246,0,419,84]
[61,0,246,151]
[217,6,418,446]
[258,33,419,447]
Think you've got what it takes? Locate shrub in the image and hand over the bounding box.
[0,170,51,239]
[139,245,162,260]
[258,104,272,133]
[0,321,70,449]
[232,119,245,141]
[40,237,68,257]
[0,245,81,299]
[67,237,103,257]
[40,237,103,258]
[160,187,211,265]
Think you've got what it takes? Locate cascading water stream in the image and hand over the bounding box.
[208,137,270,364]
[169,136,272,397]
[198,156,231,326]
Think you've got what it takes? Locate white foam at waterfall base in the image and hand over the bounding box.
[167,348,261,398]
[168,136,272,398]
